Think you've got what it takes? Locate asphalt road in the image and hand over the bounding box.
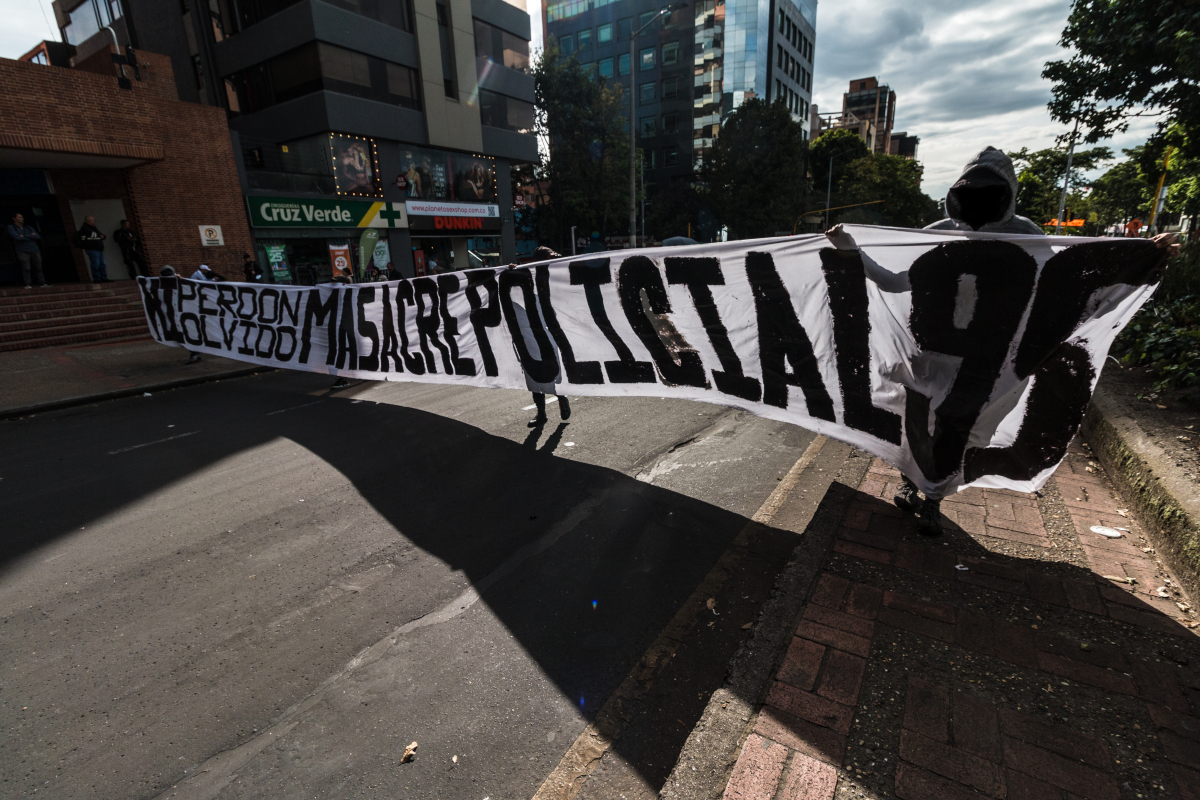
[0,370,855,799]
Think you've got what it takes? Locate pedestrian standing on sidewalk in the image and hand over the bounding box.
[114,220,150,278]
[191,264,223,282]
[7,213,49,289]
[76,215,108,282]
[507,245,571,427]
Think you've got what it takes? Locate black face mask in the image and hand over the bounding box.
[953,184,1011,230]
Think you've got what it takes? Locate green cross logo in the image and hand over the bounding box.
[378,202,403,228]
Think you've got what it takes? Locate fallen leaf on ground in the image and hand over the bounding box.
[706,597,716,610]
[401,742,418,763]
[741,622,752,630]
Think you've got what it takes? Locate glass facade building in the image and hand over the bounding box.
[547,0,815,182]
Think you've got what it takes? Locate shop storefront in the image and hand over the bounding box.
[246,195,407,284]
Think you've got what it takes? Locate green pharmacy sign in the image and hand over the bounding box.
[247,196,408,229]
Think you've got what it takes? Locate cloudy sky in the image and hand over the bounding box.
[3,0,1156,203]
[808,0,1157,200]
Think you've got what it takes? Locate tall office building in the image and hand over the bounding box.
[843,77,895,155]
[51,0,537,280]
[546,0,816,190]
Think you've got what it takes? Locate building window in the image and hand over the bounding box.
[640,116,656,137]
[640,81,655,103]
[598,57,613,78]
[618,18,631,40]
[480,89,535,133]
[597,23,613,43]
[662,41,679,65]
[664,145,679,166]
[547,0,588,22]
[578,28,591,50]
[775,79,781,102]
[662,76,680,99]
[640,47,655,70]
[559,33,575,55]
[475,19,530,73]
[778,9,785,32]
[618,53,630,75]
[639,10,657,28]
[227,42,421,115]
[646,148,657,169]
[663,111,678,133]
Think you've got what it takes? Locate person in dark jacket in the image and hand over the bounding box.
[77,216,108,282]
[7,213,49,288]
[242,252,264,282]
[114,220,149,278]
[508,245,572,427]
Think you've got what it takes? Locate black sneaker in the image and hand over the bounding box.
[331,377,350,389]
[919,500,944,536]
[894,479,923,512]
[527,414,548,428]
[185,353,201,365]
[558,396,571,420]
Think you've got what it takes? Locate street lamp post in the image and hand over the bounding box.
[631,4,687,248]
[825,148,860,228]
[1055,113,1081,236]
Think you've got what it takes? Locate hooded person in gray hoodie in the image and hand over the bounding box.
[924,146,1044,235]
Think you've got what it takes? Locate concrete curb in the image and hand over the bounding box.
[659,458,869,800]
[0,366,274,421]
[1082,385,1200,604]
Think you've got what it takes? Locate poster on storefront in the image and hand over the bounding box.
[357,229,380,279]
[136,227,1167,498]
[264,244,291,283]
[373,238,391,273]
[328,243,353,279]
[413,249,426,277]
[330,134,378,196]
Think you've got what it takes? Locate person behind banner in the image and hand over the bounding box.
[508,245,572,427]
[385,261,401,280]
[191,264,223,282]
[242,252,264,283]
[161,266,203,365]
[888,147,1180,536]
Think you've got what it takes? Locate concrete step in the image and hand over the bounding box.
[0,326,152,353]
[0,297,142,324]
[0,283,141,306]
[0,308,146,334]
[0,313,149,345]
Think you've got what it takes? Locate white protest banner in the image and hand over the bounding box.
[137,226,1166,498]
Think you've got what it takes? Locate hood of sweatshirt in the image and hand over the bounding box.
[925,146,1043,235]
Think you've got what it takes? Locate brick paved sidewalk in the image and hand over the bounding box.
[720,440,1200,800]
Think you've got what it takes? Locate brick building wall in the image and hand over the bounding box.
[0,50,250,280]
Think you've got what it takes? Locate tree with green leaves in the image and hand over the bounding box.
[833,154,940,229]
[1007,145,1112,227]
[526,45,631,252]
[703,98,810,239]
[808,129,870,197]
[1043,1,1200,153]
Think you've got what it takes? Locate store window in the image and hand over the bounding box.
[227,42,420,115]
[479,90,535,134]
[474,18,529,73]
